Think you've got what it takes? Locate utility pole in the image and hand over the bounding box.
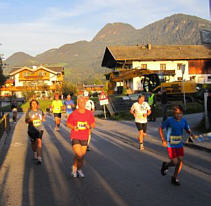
[181,64,186,111]
[0,43,7,118]
[0,44,3,118]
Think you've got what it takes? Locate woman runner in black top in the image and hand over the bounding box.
[25,99,45,164]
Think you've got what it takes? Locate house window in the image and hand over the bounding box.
[23,72,30,77]
[38,71,42,76]
[141,64,147,69]
[160,64,166,70]
[190,76,196,80]
[177,63,182,70]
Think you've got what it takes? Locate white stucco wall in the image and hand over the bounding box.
[50,73,58,82]
[133,77,143,91]
[194,74,211,84]
[132,60,189,81]
[14,73,23,86]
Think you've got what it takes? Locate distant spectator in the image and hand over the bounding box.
[11,100,18,122]
[207,89,211,130]
[148,92,156,121]
[160,89,168,122]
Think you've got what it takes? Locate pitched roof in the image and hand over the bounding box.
[45,66,64,73]
[9,66,64,75]
[102,44,211,68]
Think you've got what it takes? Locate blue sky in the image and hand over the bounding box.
[0,0,210,58]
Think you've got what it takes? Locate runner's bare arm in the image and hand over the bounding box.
[42,115,46,122]
[159,127,167,147]
[186,129,195,139]
[130,109,136,117]
[147,109,151,116]
[143,109,151,117]
[67,122,79,131]
[85,122,95,130]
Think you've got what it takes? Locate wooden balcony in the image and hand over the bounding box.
[0,84,62,92]
[19,76,50,81]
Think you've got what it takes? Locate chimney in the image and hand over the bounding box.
[147,43,152,50]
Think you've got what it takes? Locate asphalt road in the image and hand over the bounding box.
[0,113,210,206]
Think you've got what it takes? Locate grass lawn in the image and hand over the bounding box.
[108,101,204,121]
[21,100,52,112]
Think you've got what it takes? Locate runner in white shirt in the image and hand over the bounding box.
[85,99,95,112]
[130,94,151,150]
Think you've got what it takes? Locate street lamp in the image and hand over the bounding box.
[181,64,186,111]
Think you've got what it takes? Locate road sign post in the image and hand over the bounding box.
[181,64,186,111]
[99,91,109,119]
[204,91,209,130]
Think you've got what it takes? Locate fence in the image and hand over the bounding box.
[0,113,10,141]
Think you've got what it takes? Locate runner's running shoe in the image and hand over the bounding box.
[33,152,38,160]
[37,157,42,165]
[139,143,144,150]
[77,169,85,178]
[71,166,77,178]
[171,176,180,186]
[161,162,168,176]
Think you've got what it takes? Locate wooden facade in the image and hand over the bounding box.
[188,59,211,74]
[18,69,50,81]
[1,66,64,97]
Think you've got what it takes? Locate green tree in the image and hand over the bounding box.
[0,57,6,86]
[62,81,78,96]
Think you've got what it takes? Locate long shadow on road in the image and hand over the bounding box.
[0,113,24,168]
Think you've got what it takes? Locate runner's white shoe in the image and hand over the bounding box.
[77,169,85,178]
[33,152,38,160]
[71,166,77,177]
[37,157,42,165]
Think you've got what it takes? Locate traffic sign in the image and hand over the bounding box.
[99,91,108,105]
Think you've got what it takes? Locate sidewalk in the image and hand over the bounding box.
[159,113,211,152]
[120,113,211,153]
[178,113,211,153]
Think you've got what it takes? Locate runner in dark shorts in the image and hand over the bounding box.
[135,123,147,133]
[50,93,64,131]
[130,94,151,150]
[25,99,45,164]
[67,95,95,178]
[159,105,195,185]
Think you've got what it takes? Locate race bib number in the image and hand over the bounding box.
[137,113,144,119]
[136,112,146,120]
[33,119,41,127]
[170,136,182,145]
[77,121,87,130]
[55,107,60,110]
[67,105,72,109]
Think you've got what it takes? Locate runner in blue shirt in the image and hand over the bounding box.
[159,105,195,185]
[63,94,75,119]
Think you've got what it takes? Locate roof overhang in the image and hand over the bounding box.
[10,66,63,76]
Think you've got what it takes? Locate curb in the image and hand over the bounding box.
[0,132,9,153]
[184,142,211,153]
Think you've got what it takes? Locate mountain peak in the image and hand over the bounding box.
[92,23,136,42]
[6,52,36,67]
[8,52,34,59]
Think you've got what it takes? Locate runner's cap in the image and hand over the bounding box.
[84,91,89,97]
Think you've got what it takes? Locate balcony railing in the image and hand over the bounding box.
[19,76,50,81]
[0,84,62,92]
